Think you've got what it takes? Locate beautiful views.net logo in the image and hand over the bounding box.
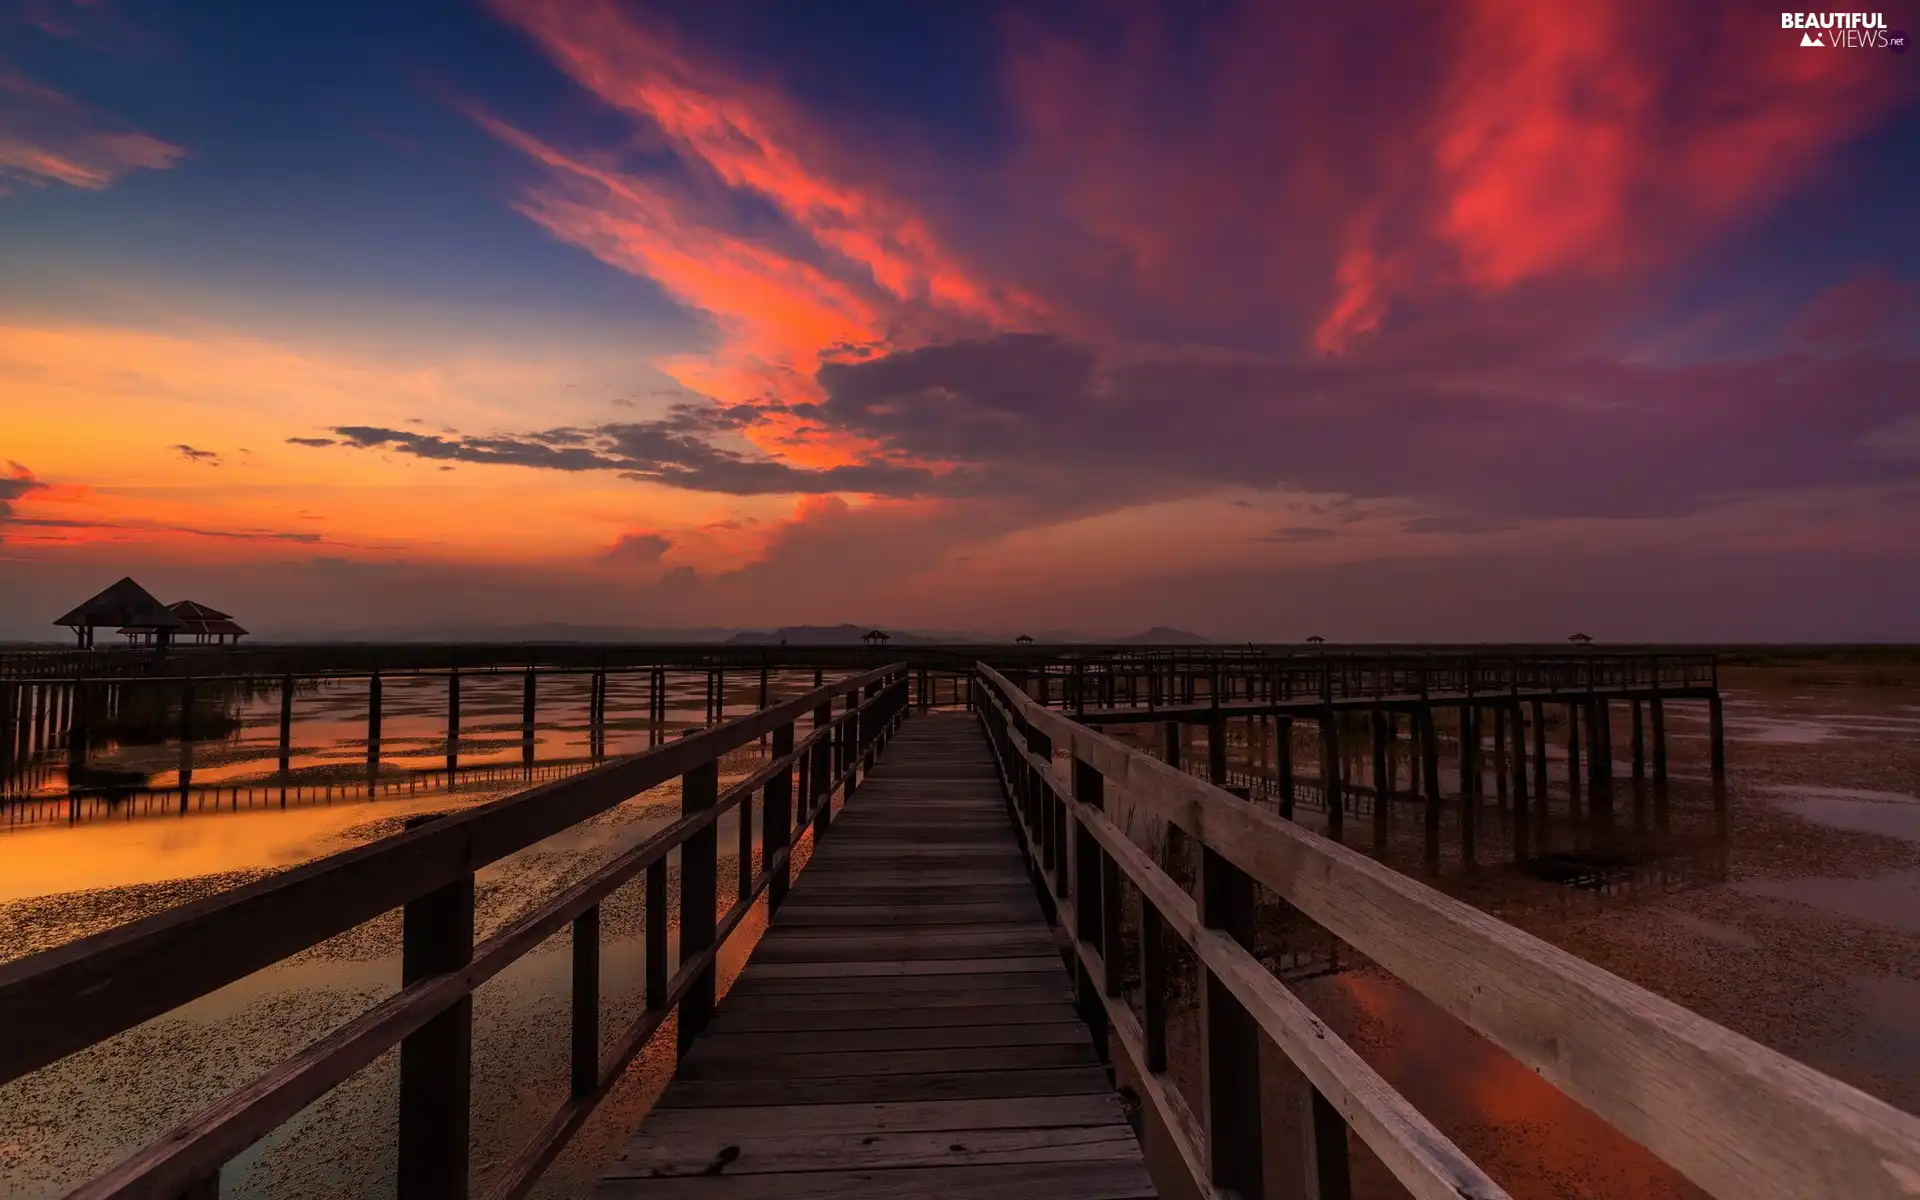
[1781,12,1908,51]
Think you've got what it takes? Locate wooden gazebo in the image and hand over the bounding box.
[862,629,891,647]
[1014,634,1034,645]
[53,577,183,648]
[1569,632,1594,645]
[124,600,248,646]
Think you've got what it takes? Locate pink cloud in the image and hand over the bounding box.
[0,68,182,191]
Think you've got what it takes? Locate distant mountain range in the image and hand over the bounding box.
[203,620,1214,645]
[727,623,1212,645]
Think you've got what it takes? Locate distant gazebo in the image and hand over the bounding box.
[863,629,891,647]
[1569,632,1594,645]
[1015,634,1034,645]
[125,600,248,646]
[54,577,182,648]
[1305,634,1326,644]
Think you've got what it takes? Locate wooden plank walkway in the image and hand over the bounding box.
[599,713,1157,1199]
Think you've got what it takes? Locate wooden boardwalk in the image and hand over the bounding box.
[599,713,1157,1199]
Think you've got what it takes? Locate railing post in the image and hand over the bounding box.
[765,721,794,912]
[397,833,474,1200]
[677,758,719,1055]
[277,674,294,777]
[1070,757,1109,1062]
[1197,843,1263,1198]
[1320,707,1342,840]
[1370,709,1390,848]
[645,858,667,1012]
[1276,714,1294,819]
[1206,712,1227,786]
[571,904,600,1098]
[1140,899,1168,1073]
[811,697,833,837]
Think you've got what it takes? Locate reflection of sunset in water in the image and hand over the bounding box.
[1311,968,1705,1199]
[0,789,500,900]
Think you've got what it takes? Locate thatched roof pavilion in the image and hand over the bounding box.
[123,600,248,646]
[53,577,182,648]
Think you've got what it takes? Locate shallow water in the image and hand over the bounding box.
[0,667,847,1198]
[1114,664,1920,1198]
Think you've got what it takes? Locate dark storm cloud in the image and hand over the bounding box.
[811,333,1920,521]
[317,402,946,497]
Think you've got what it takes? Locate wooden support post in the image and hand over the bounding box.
[1510,703,1529,804]
[1460,706,1478,870]
[765,722,794,912]
[1320,708,1342,840]
[1492,704,1509,810]
[361,672,381,781]
[571,904,599,1098]
[1207,714,1227,786]
[1590,698,1613,818]
[1162,721,1181,770]
[737,781,754,906]
[278,674,294,777]
[1071,757,1109,1061]
[446,670,460,777]
[1371,709,1390,848]
[644,859,667,1013]
[811,698,833,839]
[1631,698,1646,779]
[1141,899,1168,1072]
[677,759,719,1055]
[398,849,474,1199]
[714,665,725,723]
[178,679,195,807]
[1531,699,1548,815]
[521,669,535,766]
[1709,693,1727,814]
[1420,707,1441,873]
[1196,844,1264,1198]
[1275,714,1295,819]
[1302,1081,1355,1200]
[1565,701,1581,814]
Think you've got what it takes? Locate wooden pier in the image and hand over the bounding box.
[600,714,1153,1198]
[2,650,1917,1200]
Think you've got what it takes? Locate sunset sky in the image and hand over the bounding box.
[3,0,1918,641]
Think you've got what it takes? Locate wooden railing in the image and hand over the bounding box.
[1022,651,1717,712]
[0,665,909,1199]
[974,664,1920,1200]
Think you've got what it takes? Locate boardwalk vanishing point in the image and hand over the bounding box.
[2,651,1917,1200]
[602,714,1154,1198]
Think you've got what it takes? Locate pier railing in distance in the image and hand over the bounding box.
[0,664,910,1200]
[974,663,1920,1200]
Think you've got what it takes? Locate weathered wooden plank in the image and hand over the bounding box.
[656,1065,1119,1109]
[610,1125,1143,1177]
[621,1095,1127,1140]
[751,932,1057,963]
[599,1160,1157,1199]
[743,956,1063,980]
[688,1022,1094,1057]
[674,1043,1099,1082]
[712,988,1075,1016]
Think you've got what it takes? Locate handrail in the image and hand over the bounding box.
[3,665,911,1199]
[973,663,1920,1200]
